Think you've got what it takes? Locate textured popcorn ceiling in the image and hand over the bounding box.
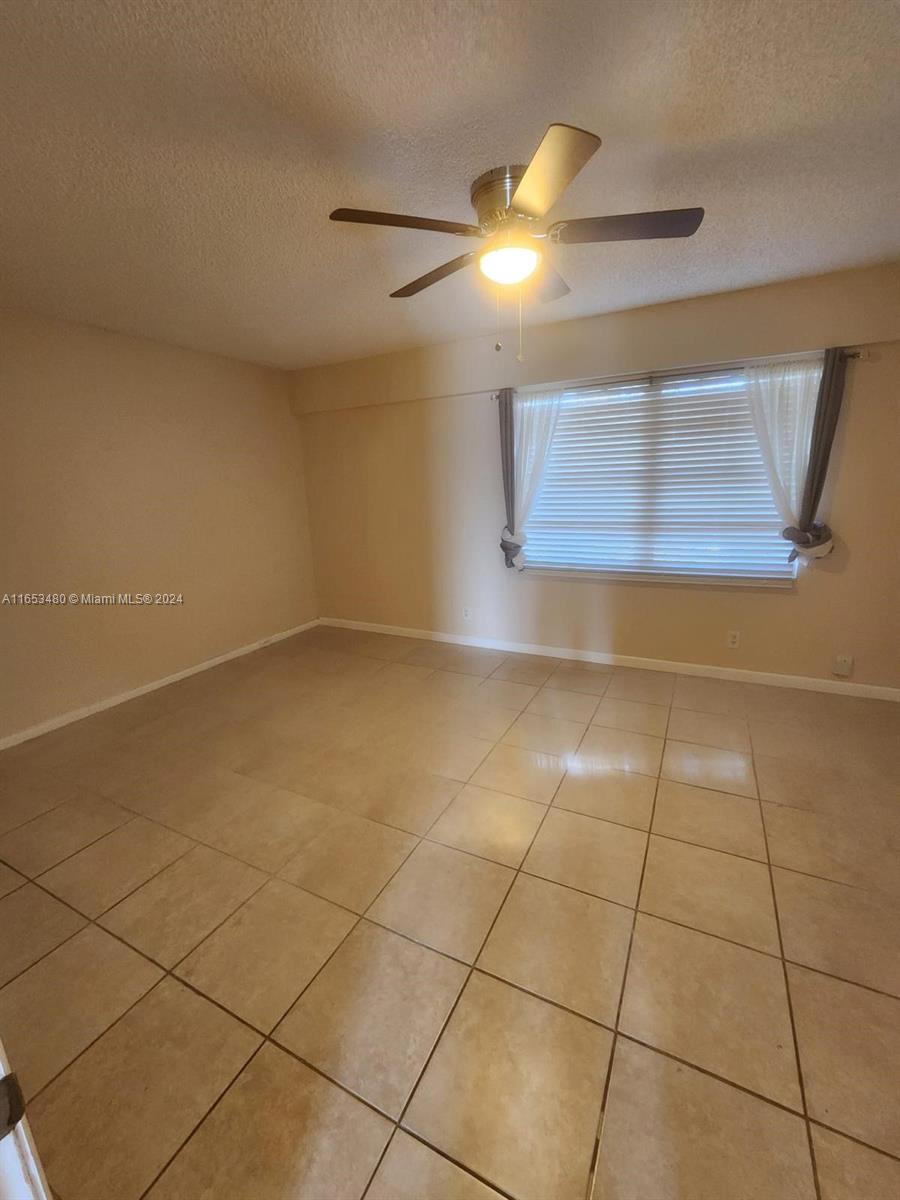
[1,0,898,369]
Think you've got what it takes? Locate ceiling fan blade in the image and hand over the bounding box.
[390,252,478,298]
[511,124,602,219]
[330,208,483,238]
[535,260,571,303]
[549,207,705,244]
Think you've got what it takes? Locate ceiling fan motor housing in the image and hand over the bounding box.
[470,165,533,233]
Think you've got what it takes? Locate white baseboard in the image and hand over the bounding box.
[5,611,896,754]
[0,618,321,752]
[321,617,900,702]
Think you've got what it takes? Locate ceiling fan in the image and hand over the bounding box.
[330,123,704,301]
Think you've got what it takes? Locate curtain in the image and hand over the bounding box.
[797,348,847,540]
[498,387,563,568]
[498,389,517,566]
[745,352,846,562]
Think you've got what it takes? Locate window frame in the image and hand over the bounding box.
[517,357,816,589]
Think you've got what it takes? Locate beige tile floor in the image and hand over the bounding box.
[0,625,898,1200]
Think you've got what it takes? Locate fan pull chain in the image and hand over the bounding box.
[516,287,525,363]
[494,287,502,352]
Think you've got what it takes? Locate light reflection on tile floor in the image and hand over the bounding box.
[0,625,898,1199]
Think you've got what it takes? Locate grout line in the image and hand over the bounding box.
[628,905,779,959]
[267,831,424,1014]
[24,957,163,1104]
[806,1119,900,1166]
[512,867,635,914]
[129,781,433,1196]
[0,802,139,871]
[556,802,769,863]
[164,872,274,975]
[26,834,423,1193]
[386,1127,522,1200]
[267,1032,405,1122]
[0,874,28,901]
[359,1126,398,1200]
[471,964,616,1032]
[752,738,823,1200]
[614,1033,805,1120]
[20,863,275,1105]
[386,708,610,1199]
[352,914,476,970]
[89,838,200,921]
[0,893,103,991]
[778,960,900,1003]
[583,700,671,1200]
[212,770,440,844]
[33,827,197,925]
[1,850,171,987]
[136,1038,268,1199]
[0,786,94,840]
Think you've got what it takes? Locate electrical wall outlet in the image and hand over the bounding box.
[462,606,472,622]
[726,630,741,649]
[833,653,854,678]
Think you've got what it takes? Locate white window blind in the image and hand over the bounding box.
[522,368,796,583]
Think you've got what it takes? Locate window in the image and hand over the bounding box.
[522,366,799,584]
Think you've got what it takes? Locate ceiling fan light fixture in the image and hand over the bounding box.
[478,229,541,286]
[331,124,703,302]
[479,244,541,285]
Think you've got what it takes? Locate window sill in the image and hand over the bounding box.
[522,565,796,590]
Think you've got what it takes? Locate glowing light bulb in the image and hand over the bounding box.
[479,244,541,285]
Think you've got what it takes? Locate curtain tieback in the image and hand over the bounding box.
[781,521,833,562]
[500,526,527,569]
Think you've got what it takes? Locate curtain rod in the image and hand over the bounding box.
[504,346,866,400]
[303,346,867,412]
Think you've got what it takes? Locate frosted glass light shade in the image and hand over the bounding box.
[479,245,541,285]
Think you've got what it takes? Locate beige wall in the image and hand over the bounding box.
[295,265,900,688]
[3,264,897,743]
[1,310,318,739]
[293,264,900,415]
